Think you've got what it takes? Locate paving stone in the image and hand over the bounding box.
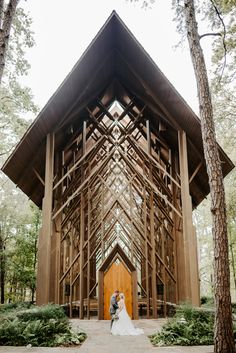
[0,319,214,353]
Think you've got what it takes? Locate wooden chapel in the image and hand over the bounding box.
[2,12,234,319]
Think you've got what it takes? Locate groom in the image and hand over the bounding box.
[109,289,119,328]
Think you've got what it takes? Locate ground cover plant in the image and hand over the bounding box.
[149,305,215,346]
[0,303,86,347]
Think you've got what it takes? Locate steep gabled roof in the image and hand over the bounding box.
[1,11,234,207]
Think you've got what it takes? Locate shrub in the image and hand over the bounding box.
[16,304,66,321]
[149,305,214,346]
[0,304,86,347]
[201,296,214,306]
[0,301,32,313]
[232,303,236,313]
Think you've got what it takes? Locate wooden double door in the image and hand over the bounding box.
[103,261,132,320]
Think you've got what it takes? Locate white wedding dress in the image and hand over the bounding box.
[111,298,143,336]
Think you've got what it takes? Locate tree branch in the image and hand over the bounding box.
[0,0,4,29]
[199,32,221,40]
[210,0,227,83]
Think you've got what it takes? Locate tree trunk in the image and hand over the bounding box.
[184,1,235,352]
[9,286,12,302]
[229,227,236,293]
[0,0,20,85]
[31,286,35,303]
[0,0,4,28]
[0,231,5,304]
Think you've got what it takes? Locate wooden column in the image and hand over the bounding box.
[55,217,61,304]
[178,130,200,305]
[171,152,179,304]
[132,271,138,319]
[143,186,150,318]
[150,190,157,318]
[79,193,85,318]
[146,119,151,154]
[51,151,62,304]
[98,270,104,320]
[36,132,54,305]
[147,119,157,317]
[79,120,86,318]
[101,183,105,260]
[87,186,91,319]
[129,183,134,261]
[191,226,200,305]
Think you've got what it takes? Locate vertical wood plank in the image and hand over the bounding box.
[87,186,91,319]
[146,119,151,154]
[36,132,54,305]
[98,271,104,320]
[178,130,200,305]
[143,186,150,318]
[150,190,157,318]
[132,271,139,320]
[101,183,105,260]
[79,193,85,319]
[83,120,87,155]
[129,183,134,261]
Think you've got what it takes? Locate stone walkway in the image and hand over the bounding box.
[0,319,214,353]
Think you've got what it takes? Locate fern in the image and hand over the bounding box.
[0,304,86,347]
[149,305,214,346]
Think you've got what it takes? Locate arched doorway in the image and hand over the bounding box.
[98,244,138,320]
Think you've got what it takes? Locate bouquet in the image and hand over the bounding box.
[112,312,119,320]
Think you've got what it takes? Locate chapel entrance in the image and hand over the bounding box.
[98,243,138,320]
[103,260,132,320]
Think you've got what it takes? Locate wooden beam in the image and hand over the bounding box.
[120,150,182,218]
[83,120,87,155]
[98,271,104,319]
[189,162,202,184]
[143,186,150,318]
[52,149,114,219]
[178,130,200,305]
[114,49,181,130]
[87,187,91,319]
[53,135,106,191]
[36,132,54,305]
[146,119,151,154]
[69,231,73,318]
[101,183,105,261]
[56,51,116,131]
[79,193,85,319]
[150,189,157,318]
[129,135,181,189]
[33,168,45,186]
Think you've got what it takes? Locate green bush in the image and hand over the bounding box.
[201,296,214,306]
[149,305,214,346]
[0,304,86,347]
[232,303,236,313]
[0,301,32,313]
[16,304,66,321]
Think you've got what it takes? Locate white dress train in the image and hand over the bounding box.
[111,299,143,336]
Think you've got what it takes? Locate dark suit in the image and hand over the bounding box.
[109,294,119,328]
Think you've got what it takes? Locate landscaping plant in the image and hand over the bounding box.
[0,303,86,347]
[149,305,215,346]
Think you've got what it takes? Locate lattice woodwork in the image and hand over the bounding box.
[51,90,183,318]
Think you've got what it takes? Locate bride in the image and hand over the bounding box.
[111,293,143,335]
